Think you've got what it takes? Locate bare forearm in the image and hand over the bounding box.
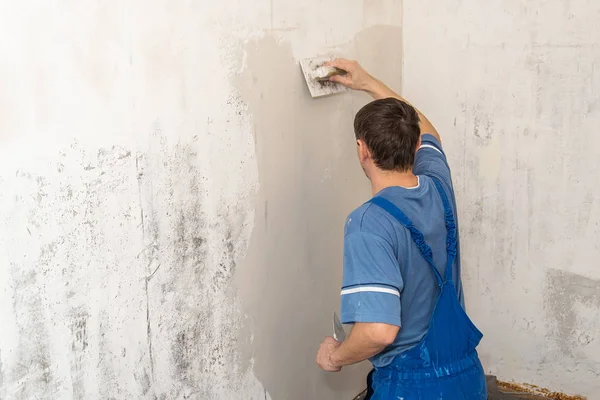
[363,77,441,143]
[329,323,399,368]
[330,331,385,368]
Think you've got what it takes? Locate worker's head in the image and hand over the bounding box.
[353,97,421,179]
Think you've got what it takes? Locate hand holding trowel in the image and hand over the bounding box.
[299,55,349,98]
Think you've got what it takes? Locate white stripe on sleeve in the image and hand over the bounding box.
[419,144,443,155]
[340,286,400,297]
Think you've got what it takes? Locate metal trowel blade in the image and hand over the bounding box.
[333,311,346,342]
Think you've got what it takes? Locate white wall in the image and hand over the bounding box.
[0,1,401,399]
[403,0,600,397]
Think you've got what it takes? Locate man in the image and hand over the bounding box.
[316,59,487,399]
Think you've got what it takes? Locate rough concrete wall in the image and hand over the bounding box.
[0,1,401,399]
[403,0,600,397]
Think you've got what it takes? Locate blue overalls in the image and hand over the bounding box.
[365,178,487,399]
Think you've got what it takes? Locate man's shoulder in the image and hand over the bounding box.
[420,134,444,151]
[344,201,395,239]
[344,203,369,236]
[414,134,455,194]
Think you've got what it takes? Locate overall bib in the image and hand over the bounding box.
[365,178,487,400]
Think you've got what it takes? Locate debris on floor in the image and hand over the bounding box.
[488,376,587,400]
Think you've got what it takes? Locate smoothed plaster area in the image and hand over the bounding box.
[234,24,402,400]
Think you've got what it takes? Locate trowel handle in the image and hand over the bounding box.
[314,66,346,82]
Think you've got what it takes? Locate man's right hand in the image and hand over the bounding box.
[324,59,375,92]
[326,58,440,142]
[325,58,398,101]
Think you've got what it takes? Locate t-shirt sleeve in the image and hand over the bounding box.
[413,134,453,189]
[340,231,403,327]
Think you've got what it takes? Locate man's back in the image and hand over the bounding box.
[340,134,463,367]
[315,60,486,400]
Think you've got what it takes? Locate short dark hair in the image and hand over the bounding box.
[353,97,421,171]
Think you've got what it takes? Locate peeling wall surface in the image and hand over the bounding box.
[403,0,600,397]
[0,1,401,399]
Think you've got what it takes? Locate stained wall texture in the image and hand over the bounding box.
[403,0,600,397]
[0,1,402,399]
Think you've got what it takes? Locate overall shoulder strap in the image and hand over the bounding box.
[368,196,443,287]
[430,178,458,282]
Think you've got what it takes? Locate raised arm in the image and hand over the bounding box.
[326,59,440,143]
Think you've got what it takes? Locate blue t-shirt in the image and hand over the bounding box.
[340,134,464,368]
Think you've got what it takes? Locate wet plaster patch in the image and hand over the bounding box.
[232,25,402,399]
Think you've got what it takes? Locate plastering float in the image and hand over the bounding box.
[299,56,348,98]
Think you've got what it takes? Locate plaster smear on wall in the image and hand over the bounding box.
[233,24,402,400]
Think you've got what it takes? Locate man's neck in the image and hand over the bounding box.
[370,169,419,196]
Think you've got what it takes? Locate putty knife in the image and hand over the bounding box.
[300,56,348,98]
[333,311,346,342]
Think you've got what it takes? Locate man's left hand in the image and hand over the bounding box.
[316,336,342,372]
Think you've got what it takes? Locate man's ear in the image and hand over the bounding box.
[357,139,370,164]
